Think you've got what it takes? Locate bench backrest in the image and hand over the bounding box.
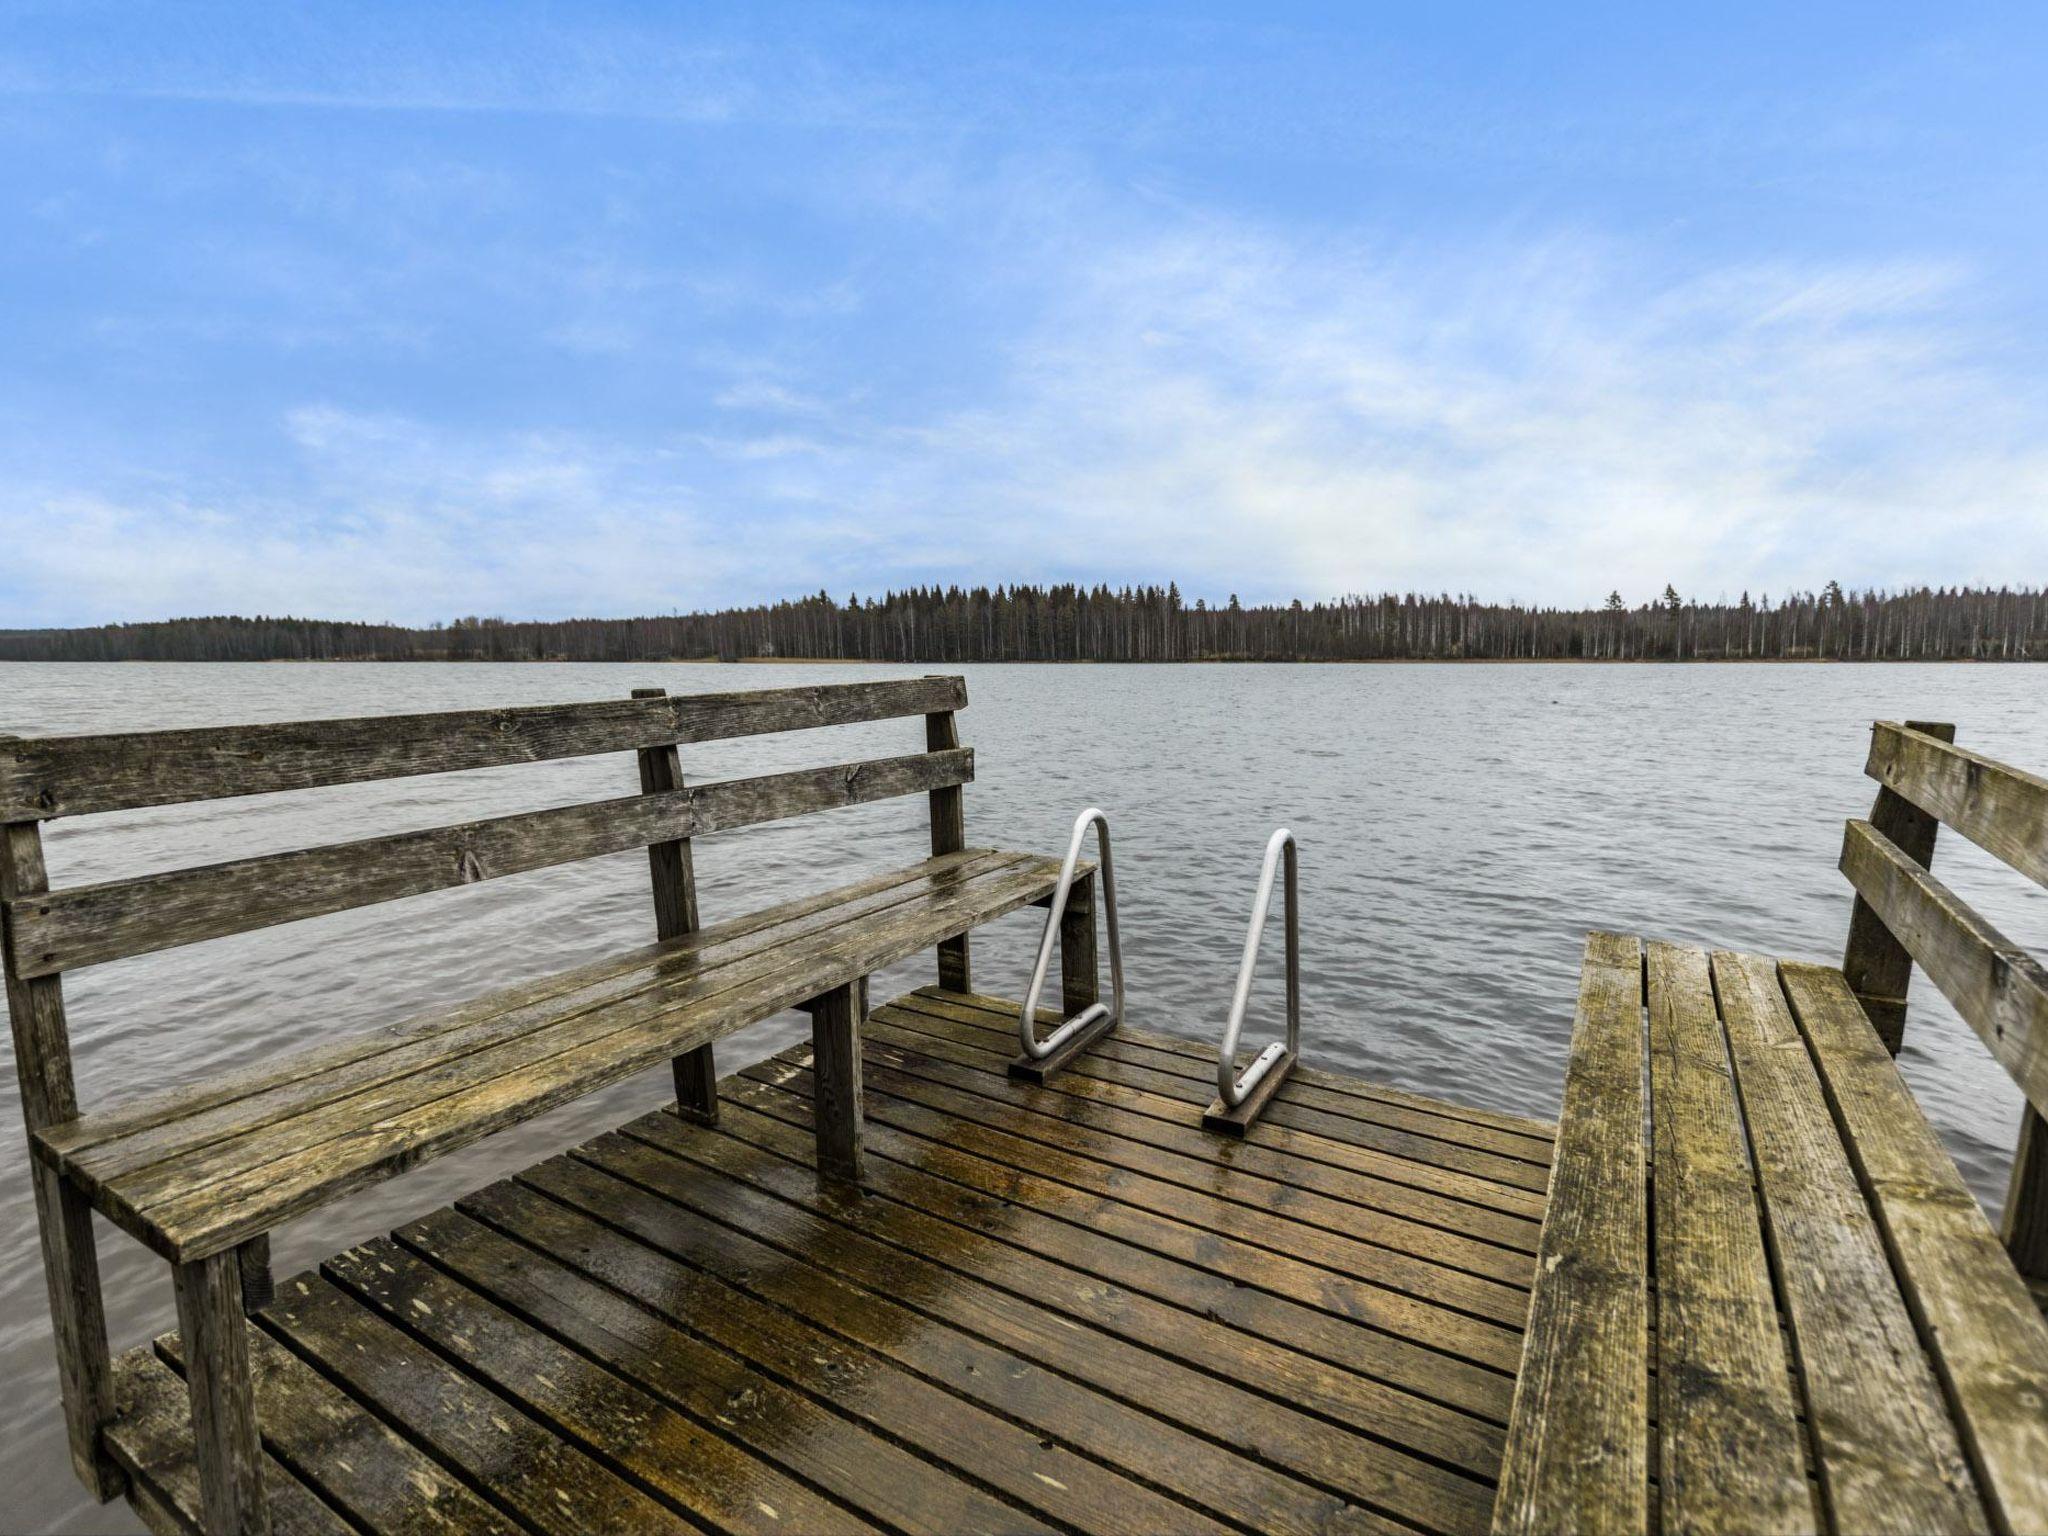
[1838,718,2048,1276]
[0,676,972,1130]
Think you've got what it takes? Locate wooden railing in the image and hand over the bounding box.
[1839,720,2048,1281]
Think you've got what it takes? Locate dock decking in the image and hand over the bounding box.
[105,986,1554,1536]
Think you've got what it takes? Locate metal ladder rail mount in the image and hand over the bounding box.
[1203,826,1300,1135]
[1010,806,1125,1082]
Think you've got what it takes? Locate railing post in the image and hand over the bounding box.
[174,1249,269,1535]
[2004,1106,2048,1282]
[0,816,122,1501]
[808,978,866,1183]
[925,686,970,993]
[1842,719,1953,1052]
[630,689,716,1124]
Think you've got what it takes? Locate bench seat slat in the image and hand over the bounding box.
[48,850,1031,1193]
[1780,960,2048,1536]
[1713,950,1983,1535]
[7,748,973,978]
[38,850,1067,1262]
[1491,931,1647,1536]
[0,675,969,821]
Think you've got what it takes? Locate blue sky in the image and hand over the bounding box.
[2,2,2044,626]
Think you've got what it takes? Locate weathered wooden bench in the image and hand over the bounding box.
[1,677,1099,1535]
[1494,720,2048,1536]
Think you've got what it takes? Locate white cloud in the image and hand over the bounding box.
[5,215,2043,625]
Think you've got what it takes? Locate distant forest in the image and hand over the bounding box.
[3,582,2043,663]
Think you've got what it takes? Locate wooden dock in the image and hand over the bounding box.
[15,689,2048,1536]
[104,987,1554,1536]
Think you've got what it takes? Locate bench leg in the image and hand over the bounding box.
[672,1044,719,1127]
[810,979,865,1183]
[2004,1105,2048,1281]
[175,1250,269,1536]
[1061,869,1100,1020]
[236,1234,275,1314]
[31,1161,123,1500]
[937,934,970,993]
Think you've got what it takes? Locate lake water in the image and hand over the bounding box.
[5,659,2045,1531]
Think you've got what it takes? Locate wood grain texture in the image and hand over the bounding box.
[0,675,968,820]
[1713,950,1981,1534]
[8,747,974,976]
[597,1117,1489,1536]
[391,1206,1048,1536]
[46,851,1021,1171]
[154,1322,520,1536]
[1646,939,1811,1536]
[1490,933,1647,1536]
[808,978,865,1182]
[630,688,716,1126]
[174,1250,269,1535]
[460,1176,1199,1536]
[104,1347,344,1536]
[1844,720,1955,1051]
[1840,817,2048,1116]
[96,853,1065,1260]
[2,815,121,1500]
[1868,721,2048,890]
[1781,960,2048,1536]
[925,699,971,992]
[2003,1106,2048,1282]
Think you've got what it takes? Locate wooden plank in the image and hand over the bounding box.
[1840,818,2048,1116]
[1060,866,1099,1020]
[809,977,865,1181]
[922,986,1559,1146]
[1491,933,1647,1536]
[50,851,1024,1185]
[1781,960,2048,1536]
[121,853,1065,1260]
[857,1007,1542,1254]
[1868,720,2048,890]
[521,1153,1260,1536]
[155,1325,522,1536]
[925,697,971,992]
[0,815,121,1499]
[9,747,974,977]
[1644,939,1811,1535]
[0,675,969,820]
[1845,720,1956,1049]
[571,1128,1467,1536]
[902,988,1556,1174]
[263,1270,700,1536]
[891,992,1551,1199]
[1713,950,1983,1534]
[462,1176,1205,1536]
[840,1024,1536,1286]
[393,1205,1053,1536]
[629,688,716,1126]
[727,1062,1521,1415]
[2003,1106,2048,1281]
[322,1240,877,1536]
[104,1348,345,1536]
[787,1049,1533,1324]
[622,1102,1502,1533]
[173,1250,269,1535]
[702,1085,1512,1474]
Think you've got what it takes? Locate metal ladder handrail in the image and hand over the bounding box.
[1215,827,1299,1108]
[1018,807,1125,1061]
